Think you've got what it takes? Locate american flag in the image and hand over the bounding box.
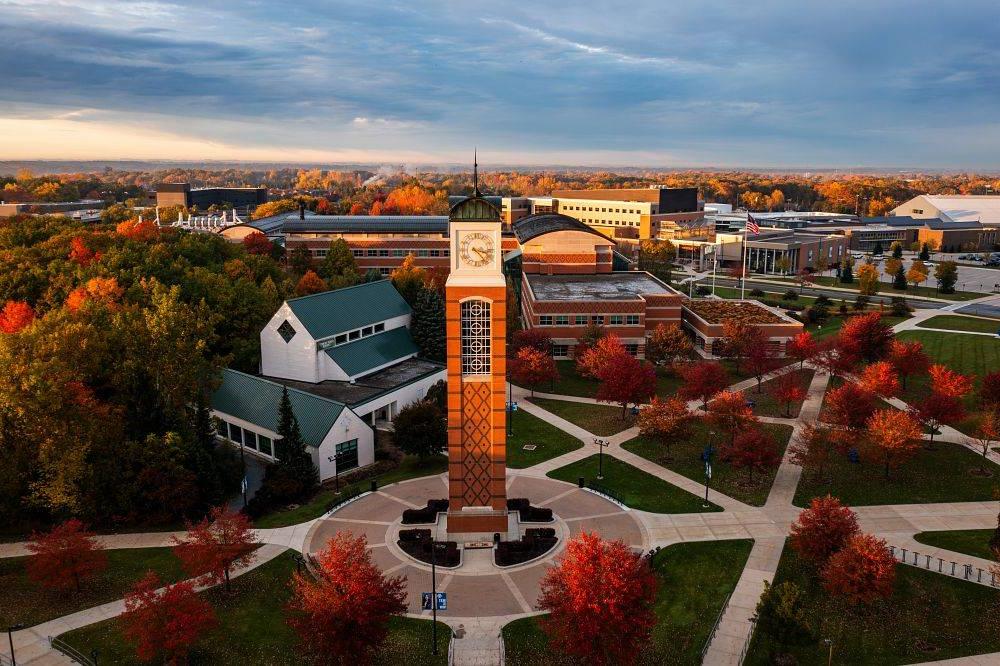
[746,214,760,235]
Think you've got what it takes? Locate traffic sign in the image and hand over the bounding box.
[705,462,712,480]
[421,592,447,611]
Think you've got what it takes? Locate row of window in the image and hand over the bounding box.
[548,343,638,358]
[333,439,359,472]
[562,204,643,215]
[216,418,275,458]
[538,314,641,326]
[321,321,386,348]
[580,219,639,227]
[308,248,450,259]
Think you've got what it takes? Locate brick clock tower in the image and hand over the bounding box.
[445,173,509,535]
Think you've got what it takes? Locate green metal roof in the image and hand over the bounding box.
[324,326,419,378]
[211,369,345,448]
[285,280,411,341]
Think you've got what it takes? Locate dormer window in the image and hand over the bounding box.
[277,320,296,343]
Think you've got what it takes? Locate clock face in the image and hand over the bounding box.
[459,232,495,268]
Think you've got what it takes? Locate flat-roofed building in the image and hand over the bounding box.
[0,199,106,219]
[853,211,998,253]
[156,182,268,211]
[681,299,803,355]
[675,227,849,274]
[547,187,703,241]
[892,194,1000,229]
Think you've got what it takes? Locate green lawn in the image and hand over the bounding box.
[914,529,997,561]
[896,330,1000,378]
[254,455,448,528]
[59,551,450,665]
[794,274,982,301]
[547,454,720,513]
[709,284,819,307]
[747,369,815,418]
[503,539,753,665]
[917,315,1000,334]
[529,397,636,436]
[622,421,795,507]
[746,546,1000,665]
[793,441,997,507]
[507,409,584,468]
[0,548,186,628]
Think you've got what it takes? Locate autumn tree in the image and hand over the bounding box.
[0,300,34,333]
[295,270,328,296]
[907,260,929,288]
[172,506,260,593]
[644,323,692,367]
[746,341,781,393]
[789,495,859,566]
[769,371,808,417]
[116,218,159,241]
[707,390,755,445]
[66,276,124,312]
[786,332,817,370]
[26,519,108,593]
[823,382,877,434]
[857,361,899,398]
[636,396,690,461]
[883,257,901,283]
[856,263,880,295]
[866,409,922,479]
[719,319,765,374]
[970,410,1000,473]
[981,371,1000,410]
[121,572,218,663]
[916,365,974,447]
[392,400,446,460]
[69,236,99,266]
[596,354,657,419]
[889,339,929,390]
[821,533,896,605]
[722,427,780,484]
[934,260,958,293]
[811,339,855,379]
[510,346,558,396]
[837,312,894,364]
[242,231,274,256]
[390,255,427,306]
[677,361,729,409]
[287,532,407,666]
[538,532,658,666]
[789,423,838,482]
[511,328,553,354]
[576,333,626,380]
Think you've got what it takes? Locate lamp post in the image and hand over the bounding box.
[594,438,609,480]
[430,541,447,656]
[7,624,24,666]
[823,638,834,666]
[702,432,716,508]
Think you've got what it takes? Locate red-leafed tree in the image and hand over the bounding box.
[172,507,260,593]
[812,339,855,379]
[928,364,974,399]
[26,519,108,593]
[69,236,99,266]
[866,408,922,479]
[889,339,930,390]
[915,364,974,448]
[511,328,553,354]
[821,533,896,605]
[295,270,328,296]
[981,371,1000,411]
[636,396,690,461]
[538,532,658,666]
[596,354,657,419]
[789,495,860,566]
[286,532,407,666]
[789,423,838,482]
[720,320,765,374]
[116,218,159,241]
[786,331,818,370]
[509,346,559,396]
[823,382,877,434]
[576,333,626,380]
[121,572,218,663]
[769,371,808,417]
[242,231,274,256]
[707,390,755,445]
[857,361,899,398]
[644,323,693,368]
[837,312,895,364]
[746,341,781,393]
[970,410,1000,473]
[677,361,729,409]
[0,300,35,333]
[721,428,780,484]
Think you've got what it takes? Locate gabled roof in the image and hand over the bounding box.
[211,369,344,448]
[513,213,614,244]
[323,326,420,378]
[285,281,411,341]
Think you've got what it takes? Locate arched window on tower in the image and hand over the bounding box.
[460,299,491,376]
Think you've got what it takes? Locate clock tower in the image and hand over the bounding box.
[444,165,509,535]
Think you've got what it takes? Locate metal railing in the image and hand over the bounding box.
[585,480,625,507]
[49,636,96,665]
[888,545,998,587]
[699,591,732,662]
[447,632,455,666]
[498,630,506,666]
[738,618,757,665]
[323,485,366,515]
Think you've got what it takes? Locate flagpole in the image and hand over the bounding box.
[740,231,747,301]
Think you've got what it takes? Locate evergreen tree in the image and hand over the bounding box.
[890,241,903,259]
[393,401,446,460]
[363,269,383,283]
[319,239,357,280]
[839,257,854,283]
[934,260,959,293]
[289,247,313,276]
[410,286,446,362]
[254,388,319,511]
[892,263,907,290]
[919,243,931,261]
[871,241,883,256]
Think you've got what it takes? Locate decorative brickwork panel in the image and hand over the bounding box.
[460,380,493,505]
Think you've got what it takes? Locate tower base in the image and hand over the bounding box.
[446,508,509,535]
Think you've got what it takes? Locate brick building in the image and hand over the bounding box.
[681,300,804,355]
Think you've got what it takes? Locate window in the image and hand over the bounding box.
[625,344,639,356]
[912,208,923,214]
[349,330,361,340]
[555,315,569,325]
[228,423,243,444]
[312,249,328,258]
[392,249,405,257]
[609,315,623,325]
[460,299,491,376]
[430,250,440,257]
[362,326,373,336]
[575,315,587,325]
[591,315,605,325]
[336,439,359,472]
[551,344,569,358]
[277,320,296,343]
[335,333,348,344]
[378,249,389,257]
[539,315,553,325]
[443,249,450,257]
[366,249,378,257]
[245,431,258,450]
[626,315,640,325]
[258,435,273,457]
[374,322,385,333]
[380,267,392,275]
[352,249,364,257]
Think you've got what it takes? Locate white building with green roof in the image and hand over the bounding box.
[211,280,445,482]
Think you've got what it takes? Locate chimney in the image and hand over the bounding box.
[299,201,306,220]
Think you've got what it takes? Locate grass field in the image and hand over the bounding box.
[506,409,583,468]
[544,360,685,399]
[0,548,186,628]
[913,529,997,561]
[60,551,450,665]
[745,546,1000,665]
[622,421,795,506]
[503,539,753,666]
[793,440,996,507]
[547,454,720,513]
[254,455,448,528]
[746,368,815,418]
[529,397,637,436]
[789,274,982,301]
[916,315,1000,334]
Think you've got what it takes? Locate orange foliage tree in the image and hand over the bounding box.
[916,364,974,447]
[821,533,896,605]
[295,270,328,297]
[837,312,894,364]
[66,276,124,312]
[509,346,558,396]
[0,300,35,333]
[786,331,818,370]
[116,218,159,241]
[789,495,859,567]
[971,410,1000,472]
[576,333,626,380]
[538,532,658,666]
[677,361,729,409]
[823,382,877,434]
[889,340,929,390]
[707,390,755,445]
[26,519,108,593]
[242,231,274,256]
[789,423,838,482]
[857,361,899,398]
[637,396,691,461]
[121,572,218,663]
[69,236,100,266]
[866,409,922,479]
[172,507,260,593]
[286,533,407,665]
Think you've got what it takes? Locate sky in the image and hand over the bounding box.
[1,0,999,168]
